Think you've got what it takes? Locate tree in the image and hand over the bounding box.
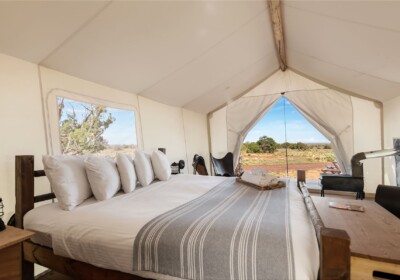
[245,142,262,153]
[256,136,277,153]
[242,142,254,153]
[295,142,309,151]
[280,142,290,149]
[58,98,115,155]
[323,144,332,149]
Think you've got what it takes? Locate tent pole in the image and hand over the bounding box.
[282,92,289,177]
[267,0,287,71]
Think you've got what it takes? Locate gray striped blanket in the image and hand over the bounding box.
[133,178,295,280]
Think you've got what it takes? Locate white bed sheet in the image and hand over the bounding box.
[24,175,318,280]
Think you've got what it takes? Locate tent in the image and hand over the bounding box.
[0,1,399,221]
[210,70,382,193]
[1,1,399,113]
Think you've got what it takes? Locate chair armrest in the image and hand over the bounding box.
[375,185,400,218]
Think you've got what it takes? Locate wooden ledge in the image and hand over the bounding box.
[0,226,34,250]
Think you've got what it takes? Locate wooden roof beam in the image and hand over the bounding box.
[267,0,287,71]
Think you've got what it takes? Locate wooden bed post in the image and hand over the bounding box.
[299,182,351,280]
[15,155,35,280]
[297,169,306,188]
[15,155,34,228]
[320,228,350,279]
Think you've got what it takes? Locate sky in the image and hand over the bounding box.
[59,96,328,146]
[103,108,137,145]
[59,98,137,145]
[244,97,329,144]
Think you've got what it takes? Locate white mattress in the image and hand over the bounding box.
[24,175,319,279]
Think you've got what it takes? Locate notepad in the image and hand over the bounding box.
[328,201,365,212]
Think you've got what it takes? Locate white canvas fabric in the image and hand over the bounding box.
[85,156,121,201]
[116,153,137,193]
[151,150,171,181]
[134,151,154,186]
[241,170,278,187]
[225,70,354,172]
[286,89,353,173]
[227,94,280,166]
[43,155,92,211]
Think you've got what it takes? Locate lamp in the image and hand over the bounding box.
[0,197,5,231]
[171,160,185,174]
[178,160,185,171]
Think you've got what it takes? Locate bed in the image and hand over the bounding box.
[15,155,350,280]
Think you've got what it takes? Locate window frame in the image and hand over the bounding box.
[46,89,142,155]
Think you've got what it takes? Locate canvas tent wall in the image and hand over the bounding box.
[0,53,211,226]
[384,96,400,186]
[209,70,382,193]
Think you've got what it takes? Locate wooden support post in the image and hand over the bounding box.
[267,0,287,71]
[15,156,35,280]
[297,169,306,188]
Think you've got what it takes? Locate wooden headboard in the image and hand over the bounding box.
[15,155,55,228]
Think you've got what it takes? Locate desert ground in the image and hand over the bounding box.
[241,148,337,179]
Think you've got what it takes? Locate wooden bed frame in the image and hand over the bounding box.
[15,155,350,280]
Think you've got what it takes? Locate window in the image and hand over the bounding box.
[241,97,335,179]
[57,97,137,157]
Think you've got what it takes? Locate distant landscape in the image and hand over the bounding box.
[58,101,335,180]
[241,136,336,179]
[96,144,136,158]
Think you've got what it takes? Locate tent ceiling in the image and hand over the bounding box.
[0,1,399,114]
[283,1,400,102]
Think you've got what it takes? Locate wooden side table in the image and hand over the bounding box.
[0,226,34,280]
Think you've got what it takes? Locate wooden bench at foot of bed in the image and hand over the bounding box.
[15,155,350,280]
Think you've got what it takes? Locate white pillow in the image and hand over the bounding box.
[134,151,154,186]
[116,153,137,193]
[85,156,121,201]
[43,155,92,211]
[151,150,171,181]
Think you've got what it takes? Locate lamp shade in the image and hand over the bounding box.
[0,198,5,231]
[0,197,3,218]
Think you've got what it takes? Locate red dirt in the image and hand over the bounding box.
[242,162,332,179]
[243,162,328,171]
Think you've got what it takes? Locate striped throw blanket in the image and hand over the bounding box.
[133,178,295,280]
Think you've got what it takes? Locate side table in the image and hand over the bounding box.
[0,226,34,280]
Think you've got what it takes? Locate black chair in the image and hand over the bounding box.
[192,154,208,176]
[320,174,365,200]
[210,152,235,177]
[375,185,400,218]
